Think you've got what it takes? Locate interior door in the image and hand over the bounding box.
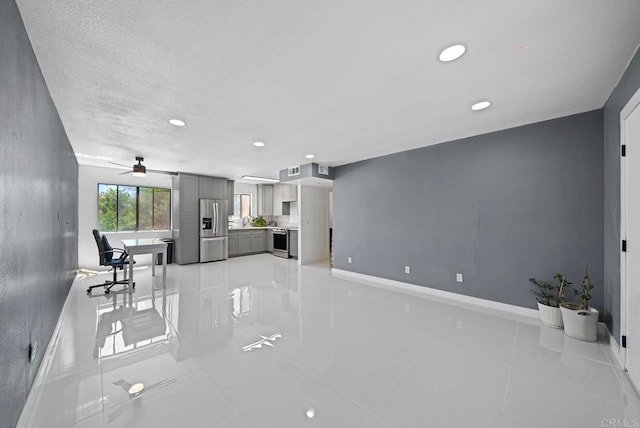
[624,90,640,388]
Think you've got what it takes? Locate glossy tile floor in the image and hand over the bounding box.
[18,254,640,427]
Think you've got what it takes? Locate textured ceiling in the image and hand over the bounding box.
[16,0,640,180]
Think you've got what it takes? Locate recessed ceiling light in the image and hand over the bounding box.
[306,409,315,419]
[253,141,265,147]
[439,44,466,62]
[471,101,491,111]
[242,175,280,183]
[168,119,186,127]
[305,154,315,159]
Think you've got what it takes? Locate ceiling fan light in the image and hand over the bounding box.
[133,160,146,177]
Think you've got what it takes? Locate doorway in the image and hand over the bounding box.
[622,86,640,389]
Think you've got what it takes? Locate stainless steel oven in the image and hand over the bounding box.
[272,227,289,258]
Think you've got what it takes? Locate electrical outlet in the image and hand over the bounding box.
[28,341,37,363]
[348,257,352,264]
[456,273,463,283]
[404,265,411,274]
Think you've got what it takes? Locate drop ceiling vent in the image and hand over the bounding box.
[288,166,300,176]
[318,165,329,175]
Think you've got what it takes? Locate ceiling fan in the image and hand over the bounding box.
[108,157,177,176]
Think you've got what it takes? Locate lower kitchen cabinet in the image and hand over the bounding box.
[228,229,269,257]
[251,231,266,253]
[266,229,273,253]
[228,231,238,256]
[177,215,199,264]
[289,230,298,259]
[238,231,252,254]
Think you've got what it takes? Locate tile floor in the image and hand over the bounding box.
[17,254,640,427]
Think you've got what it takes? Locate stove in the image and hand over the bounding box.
[272,227,289,258]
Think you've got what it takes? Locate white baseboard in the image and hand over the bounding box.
[331,268,539,320]
[606,326,625,369]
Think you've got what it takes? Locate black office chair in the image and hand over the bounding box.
[88,229,134,295]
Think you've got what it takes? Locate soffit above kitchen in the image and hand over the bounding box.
[16,0,640,180]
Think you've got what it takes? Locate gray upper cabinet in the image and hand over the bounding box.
[272,184,283,216]
[199,177,227,200]
[258,184,273,216]
[180,174,199,216]
[282,184,297,202]
[272,184,296,215]
[213,179,226,200]
[226,181,234,216]
[198,176,214,199]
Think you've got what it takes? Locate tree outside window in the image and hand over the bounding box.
[98,184,171,231]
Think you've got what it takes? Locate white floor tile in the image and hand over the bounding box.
[19,368,103,428]
[20,254,640,428]
[103,370,235,427]
[504,367,626,427]
[511,339,625,404]
[516,319,611,364]
[357,413,391,428]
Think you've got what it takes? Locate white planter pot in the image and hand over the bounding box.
[537,302,563,329]
[560,304,599,342]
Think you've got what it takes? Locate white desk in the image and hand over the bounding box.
[122,239,168,289]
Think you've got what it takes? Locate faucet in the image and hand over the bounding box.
[242,216,251,227]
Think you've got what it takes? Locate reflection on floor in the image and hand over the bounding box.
[18,254,640,427]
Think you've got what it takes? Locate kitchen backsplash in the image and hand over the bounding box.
[228,201,298,228]
[229,214,298,229]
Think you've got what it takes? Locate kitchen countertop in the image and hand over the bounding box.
[228,226,274,230]
[228,226,298,231]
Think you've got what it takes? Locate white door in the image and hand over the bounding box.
[623,87,640,388]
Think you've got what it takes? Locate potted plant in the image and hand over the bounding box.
[529,274,569,329]
[560,264,598,342]
[251,215,268,227]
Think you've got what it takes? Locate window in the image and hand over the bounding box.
[233,193,251,218]
[98,184,171,231]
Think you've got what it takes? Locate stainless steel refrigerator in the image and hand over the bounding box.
[199,199,228,262]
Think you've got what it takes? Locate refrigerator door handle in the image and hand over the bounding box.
[214,202,218,235]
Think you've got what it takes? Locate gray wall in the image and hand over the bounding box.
[0,2,78,427]
[603,46,640,345]
[333,110,604,311]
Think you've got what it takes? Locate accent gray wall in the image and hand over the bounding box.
[333,110,603,311]
[0,2,78,427]
[603,46,640,345]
